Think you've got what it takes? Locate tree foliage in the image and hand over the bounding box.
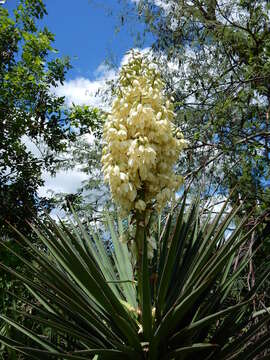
[127,0,270,213]
[0,0,72,237]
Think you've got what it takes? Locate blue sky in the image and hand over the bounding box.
[6,0,153,79]
[6,0,154,107]
[40,0,153,80]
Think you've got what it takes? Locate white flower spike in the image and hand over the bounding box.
[102,51,186,215]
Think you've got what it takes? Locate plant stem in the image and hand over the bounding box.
[135,210,153,351]
[135,211,146,307]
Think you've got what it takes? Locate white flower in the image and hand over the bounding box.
[102,51,187,215]
[135,200,146,212]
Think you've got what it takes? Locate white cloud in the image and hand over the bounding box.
[130,0,174,16]
[20,131,94,201]
[20,135,89,219]
[21,134,46,158]
[120,47,151,65]
[94,63,116,79]
[53,62,117,108]
[38,168,88,198]
[37,132,97,199]
[84,132,96,145]
[53,77,107,108]
[54,77,98,107]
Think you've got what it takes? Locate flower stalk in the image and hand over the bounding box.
[101,51,187,338]
[134,210,146,304]
[134,209,153,342]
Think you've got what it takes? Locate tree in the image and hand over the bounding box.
[0,0,72,238]
[0,3,76,351]
[125,0,270,214]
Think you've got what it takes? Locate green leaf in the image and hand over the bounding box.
[162,343,218,360]
[156,196,187,315]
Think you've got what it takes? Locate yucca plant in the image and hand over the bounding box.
[1,51,270,359]
[0,196,270,359]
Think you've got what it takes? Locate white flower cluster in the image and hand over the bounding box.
[102,51,186,215]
